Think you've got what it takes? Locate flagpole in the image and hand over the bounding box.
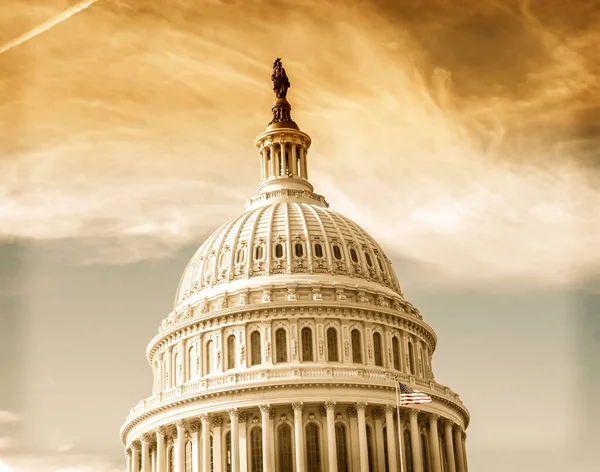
[395,377,405,472]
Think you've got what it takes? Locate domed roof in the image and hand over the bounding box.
[173,63,403,312]
[174,199,402,310]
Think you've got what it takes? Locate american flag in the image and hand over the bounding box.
[398,382,432,405]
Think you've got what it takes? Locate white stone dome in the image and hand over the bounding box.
[174,198,402,312]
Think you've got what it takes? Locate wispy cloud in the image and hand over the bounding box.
[1,454,122,472]
[0,0,599,286]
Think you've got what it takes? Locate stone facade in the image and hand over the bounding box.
[121,67,470,472]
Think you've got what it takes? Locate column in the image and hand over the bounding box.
[213,417,223,472]
[409,410,423,472]
[461,432,468,472]
[299,146,307,179]
[151,448,156,472]
[443,420,456,472]
[384,406,398,472]
[238,413,249,472]
[428,415,442,472]
[399,414,407,470]
[190,422,201,472]
[280,142,286,175]
[141,434,151,472]
[453,427,465,472]
[259,405,272,472]
[347,407,360,471]
[155,427,166,472]
[201,415,211,472]
[356,403,368,472]
[132,442,141,472]
[325,402,338,472]
[228,409,240,472]
[291,143,298,176]
[292,402,305,472]
[373,408,385,472]
[175,421,186,472]
[126,450,132,472]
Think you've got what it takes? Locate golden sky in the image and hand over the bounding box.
[0,1,599,471]
[1,0,599,285]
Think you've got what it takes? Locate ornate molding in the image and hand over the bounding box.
[372,408,383,419]
[227,408,239,418]
[259,404,271,415]
[356,402,367,412]
[292,402,303,412]
[212,416,223,427]
[324,401,336,411]
[347,406,357,418]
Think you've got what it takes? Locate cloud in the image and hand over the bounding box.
[0,0,599,286]
[0,412,20,424]
[0,454,123,472]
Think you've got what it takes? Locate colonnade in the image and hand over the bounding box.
[259,141,308,182]
[126,403,468,472]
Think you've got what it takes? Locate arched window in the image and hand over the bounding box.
[206,340,214,375]
[418,346,424,376]
[174,351,181,385]
[408,341,416,375]
[366,425,374,471]
[404,430,413,472]
[373,332,383,367]
[227,335,236,370]
[335,423,349,472]
[250,331,261,366]
[251,427,263,472]
[274,243,284,258]
[277,423,293,471]
[383,426,389,472]
[275,328,287,363]
[364,252,373,268]
[421,433,430,472]
[188,345,196,380]
[350,248,359,263]
[392,337,401,371]
[295,243,304,257]
[185,441,192,472]
[326,328,339,362]
[377,256,384,272]
[305,423,321,472]
[351,329,362,363]
[332,244,342,260]
[314,243,324,258]
[225,431,232,472]
[301,327,314,362]
[254,244,264,261]
[167,445,174,472]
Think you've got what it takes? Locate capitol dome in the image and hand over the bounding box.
[122,60,470,472]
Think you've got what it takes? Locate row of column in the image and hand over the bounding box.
[260,142,307,181]
[127,404,468,472]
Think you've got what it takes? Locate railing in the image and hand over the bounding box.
[126,366,465,422]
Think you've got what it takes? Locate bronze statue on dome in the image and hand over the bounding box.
[272,58,290,99]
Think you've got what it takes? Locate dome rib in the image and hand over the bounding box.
[294,202,313,271]
[246,205,269,278]
[303,203,333,272]
[320,206,353,274]
[227,208,254,278]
